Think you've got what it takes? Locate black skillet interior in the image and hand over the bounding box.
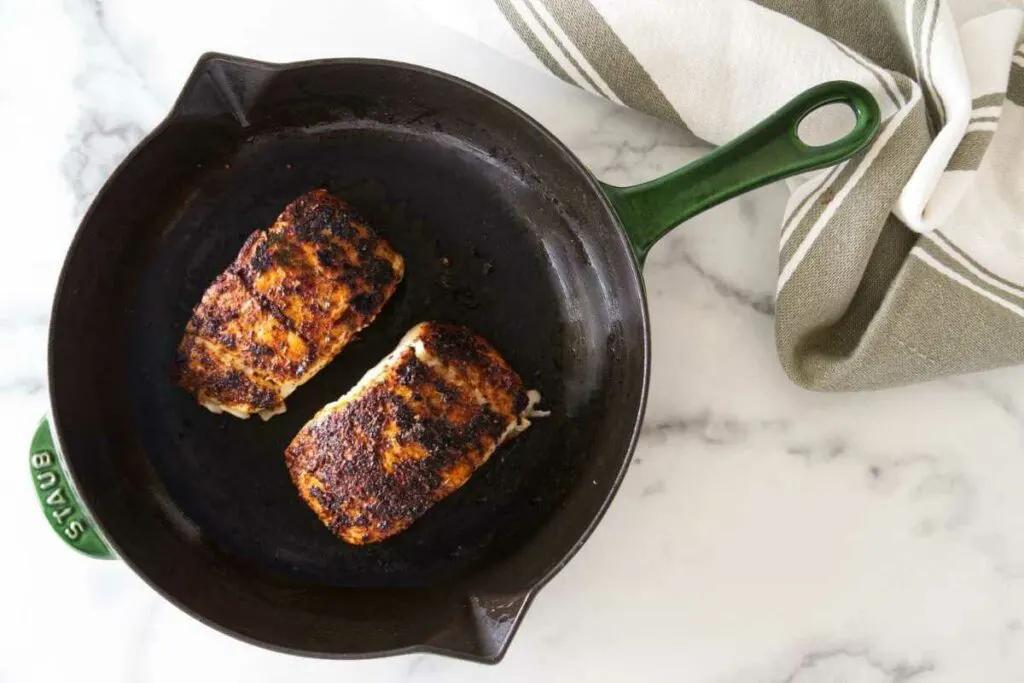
[49,56,648,657]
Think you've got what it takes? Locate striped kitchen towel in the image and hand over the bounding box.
[420,0,1024,391]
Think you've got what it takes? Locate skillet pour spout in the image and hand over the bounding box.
[424,593,533,662]
[30,49,878,664]
[170,52,278,123]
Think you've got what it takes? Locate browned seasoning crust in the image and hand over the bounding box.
[285,322,538,545]
[175,189,404,418]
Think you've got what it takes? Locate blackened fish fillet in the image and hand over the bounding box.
[285,322,545,544]
[175,189,404,419]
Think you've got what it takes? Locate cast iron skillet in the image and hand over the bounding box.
[28,53,879,663]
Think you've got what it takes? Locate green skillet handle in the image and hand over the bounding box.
[601,81,881,261]
[29,418,114,559]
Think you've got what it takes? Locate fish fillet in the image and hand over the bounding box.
[285,322,545,544]
[175,189,404,419]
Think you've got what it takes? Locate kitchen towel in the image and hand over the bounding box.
[421,0,1024,391]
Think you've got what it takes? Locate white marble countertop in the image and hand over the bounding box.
[3,1,1024,681]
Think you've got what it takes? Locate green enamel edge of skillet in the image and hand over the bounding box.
[30,418,113,559]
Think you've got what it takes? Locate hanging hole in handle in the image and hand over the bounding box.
[797,101,859,147]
